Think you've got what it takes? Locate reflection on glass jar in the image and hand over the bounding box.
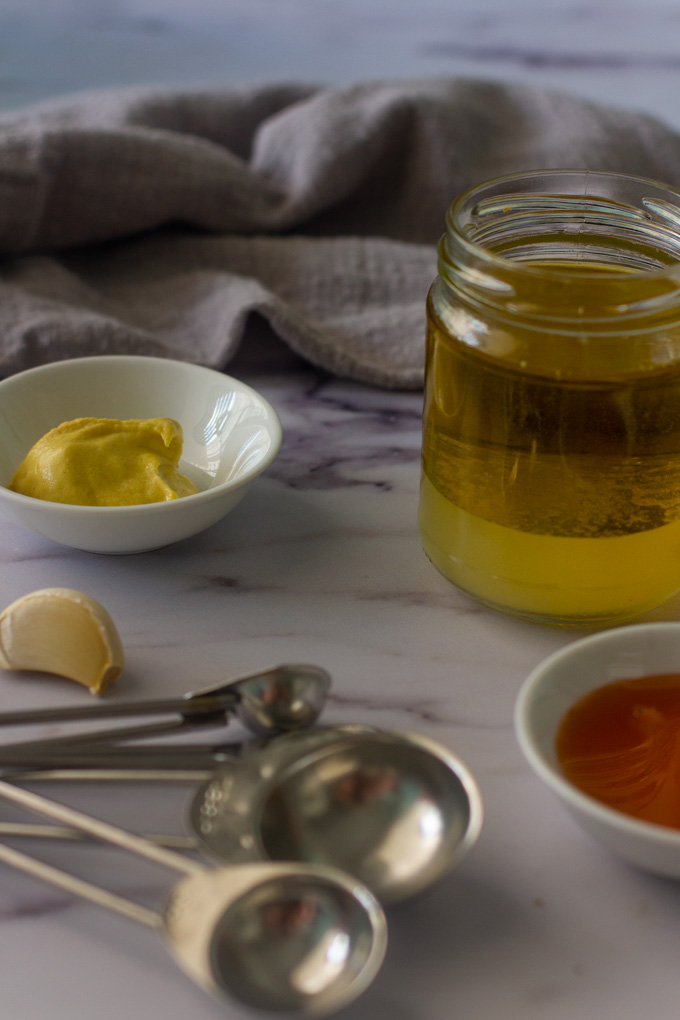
[419,170,680,625]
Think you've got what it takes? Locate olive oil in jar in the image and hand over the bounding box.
[419,171,680,623]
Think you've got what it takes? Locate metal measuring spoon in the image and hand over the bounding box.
[190,725,483,905]
[0,663,331,756]
[226,663,331,735]
[0,726,483,904]
[0,778,386,1016]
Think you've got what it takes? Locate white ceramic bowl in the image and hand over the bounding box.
[0,356,282,554]
[515,623,680,879]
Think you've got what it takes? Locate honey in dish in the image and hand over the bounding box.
[556,674,680,830]
[420,259,680,623]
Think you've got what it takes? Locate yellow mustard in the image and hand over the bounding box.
[10,417,199,506]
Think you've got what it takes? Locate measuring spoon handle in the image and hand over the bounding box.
[0,778,204,877]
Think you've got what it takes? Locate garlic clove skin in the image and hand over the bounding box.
[0,588,124,694]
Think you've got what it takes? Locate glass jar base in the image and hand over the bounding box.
[418,474,680,627]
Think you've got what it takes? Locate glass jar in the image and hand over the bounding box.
[419,170,680,625]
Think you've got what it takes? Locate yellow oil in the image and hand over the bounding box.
[419,473,680,622]
[420,267,680,624]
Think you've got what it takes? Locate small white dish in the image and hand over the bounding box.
[0,356,282,554]
[515,623,680,879]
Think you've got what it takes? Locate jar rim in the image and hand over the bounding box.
[447,168,680,284]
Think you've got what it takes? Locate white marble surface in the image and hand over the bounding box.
[2,2,680,1019]
[3,0,680,131]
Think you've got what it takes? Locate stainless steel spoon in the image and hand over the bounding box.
[0,663,330,753]
[0,778,386,1016]
[0,726,483,905]
[189,725,483,905]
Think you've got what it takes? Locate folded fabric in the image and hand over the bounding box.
[1,78,680,388]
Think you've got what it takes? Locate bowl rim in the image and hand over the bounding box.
[514,622,680,847]
[0,355,283,514]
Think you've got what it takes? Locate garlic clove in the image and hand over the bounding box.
[0,588,125,694]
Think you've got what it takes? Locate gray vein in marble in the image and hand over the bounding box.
[120,634,213,649]
[355,588,485,610]
[187,574,285,595]
[422,43,680,69]
[268,378,422,490]
[328,691,506,729]
[0,892,74,919]
[0,879,168,922]
[0,543,77,564]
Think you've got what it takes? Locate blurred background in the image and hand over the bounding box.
[2,0,680,129]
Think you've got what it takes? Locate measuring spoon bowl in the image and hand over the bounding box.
[0,777,385,1016]
[190,726,483,905]
[165,861,386,1015]
[232,664,331,735]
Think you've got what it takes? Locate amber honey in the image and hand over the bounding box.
[556,674,680,829]
[419,171,680,623]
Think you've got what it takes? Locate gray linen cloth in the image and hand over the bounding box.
[2,78,680,389]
